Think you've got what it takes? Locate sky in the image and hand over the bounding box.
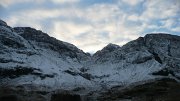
[0,0,180,53]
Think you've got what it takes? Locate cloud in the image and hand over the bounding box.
[0,0,44,7]
[161,18,180,32]
[52,21,92,39]
[162,19,175,29]
[121,0,144,6]
[82,4,120,22]
[127,14,139,21]
[172,27,180,32]
[140,0,180,20]
[0,0,179,53]
[6,16,43,30]
[51,0,80,4]
[0,0,25,7]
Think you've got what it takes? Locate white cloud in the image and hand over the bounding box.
[52,21,92,40]
[0,0,26,7]
[121,0,144,6]
[1,0,179,52]
[51,20,114,53]
[172,27,180,32]
[6,16,42,30]
[3,3,143,52]
[83,4,120,23]
[51,0,80,4]
[136,0,180,33]
[0,0,44,7]
[127,14,139,21]
[140,0,180,21]
[162,19,175,29]
[15,9,60,20]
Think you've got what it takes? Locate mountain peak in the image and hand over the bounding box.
[104,43,120,50]
[93,43,120,58]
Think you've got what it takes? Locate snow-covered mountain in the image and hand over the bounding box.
[0,19,180,101]
[87,34,180,87]
[0,19,93,90]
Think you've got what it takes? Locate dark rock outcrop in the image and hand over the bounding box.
[98,78,180,101]
[51,93,81,101]
[0,95,21,101]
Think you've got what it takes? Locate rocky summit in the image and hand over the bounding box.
[0,19,180,101]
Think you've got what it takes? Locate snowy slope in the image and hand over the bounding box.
[0,20,94,90]
[86,34,180,88]
[0,19,180,93]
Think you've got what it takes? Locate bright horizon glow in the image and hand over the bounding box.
[0,0,180,53]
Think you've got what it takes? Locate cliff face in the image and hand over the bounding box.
[0,19,180,101]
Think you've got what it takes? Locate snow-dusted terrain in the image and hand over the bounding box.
[0,19,180,101]
[0,20,94,90]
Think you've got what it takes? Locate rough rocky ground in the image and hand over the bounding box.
[0,78,180,101]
